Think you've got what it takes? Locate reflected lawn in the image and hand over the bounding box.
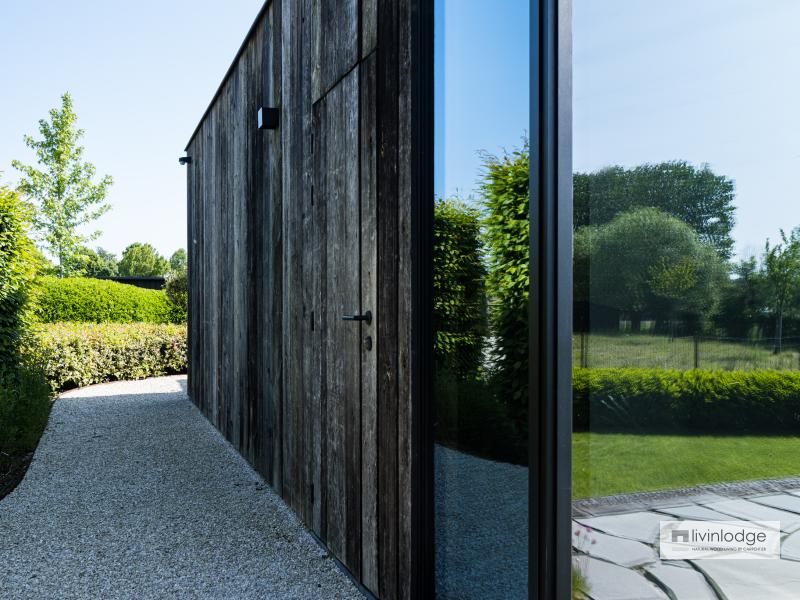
[573,433,800,499]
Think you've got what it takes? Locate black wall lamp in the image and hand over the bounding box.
[258,106,279,130]
[179,156,192,165]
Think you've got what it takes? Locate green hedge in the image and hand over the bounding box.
[574,368,800,433]
[33,276,182,324]
[23,323,187,391]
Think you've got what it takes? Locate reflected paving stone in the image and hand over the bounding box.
[578,557,668,600]
[785,489,800,498]
[701,499,800,533]
[749,494,800,515]
[577,511,665,544]
[645,563,718,600]
[692,559,800,600]
[657,504,738,523]
[781,531,800,561]
[572,522,658,567]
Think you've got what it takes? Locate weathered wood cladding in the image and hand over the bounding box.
[185,2,415,598]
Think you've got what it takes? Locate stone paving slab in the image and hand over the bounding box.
[749,493,800,515]
[655,504,739,523]
[572,522,657,568]
[645,563,718,600]
[781,530,800,561]
[579,557,668,600]
[576,511,665,544]
[700,499,800,533]
[0,377,364,600]
[692,559,800,600]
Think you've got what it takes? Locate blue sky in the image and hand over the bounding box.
[0,0,263,259]
[438,0,800,261]
[2,1,798,262]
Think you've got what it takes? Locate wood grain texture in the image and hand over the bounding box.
[186,2,418,598]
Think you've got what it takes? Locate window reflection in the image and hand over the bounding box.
[433,1,529,598]
[573,2,800,598]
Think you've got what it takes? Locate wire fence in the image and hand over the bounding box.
[573,333,800,371]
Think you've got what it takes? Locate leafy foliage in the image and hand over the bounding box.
[165,268,188,321]
[12,93,112,276]
[33,276,182,324]
[433,198,487,379]
[763,228,800,352]
[0,184,38,365]
[482,143,530,427]
[23,323,187,392]
[71,246,118,278]
[169,248,187,272]
[118,242,169,277]
[0,358,51,452]
[573,161,736,258]
[574,367,800,433]
[574,208,728,332]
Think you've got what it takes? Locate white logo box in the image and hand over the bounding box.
[660,520,781,560]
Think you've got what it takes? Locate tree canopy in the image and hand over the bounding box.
[118,243,169,277]
[574,161,736,258]
[12,93,112,276]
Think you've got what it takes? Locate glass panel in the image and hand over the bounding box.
[433,1,530,598]
[573,2,800,597]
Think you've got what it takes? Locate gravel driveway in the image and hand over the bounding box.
[0,376,364,600]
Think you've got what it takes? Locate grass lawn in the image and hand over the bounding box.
[573,433,800,499]
[573,333,800,371]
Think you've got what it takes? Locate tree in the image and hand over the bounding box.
[482,143,530,428]
[72,246,118,278]
[12,93,112,276]
[118,243,169,277]
[714,257,767,338]
[574,161,736,258]
[0,183,38,364]
[169,248,187,273]
[574,208,728,332]
[763,228,800,354]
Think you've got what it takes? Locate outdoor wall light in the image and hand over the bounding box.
[258,107,279,130]
[178,156,192,165]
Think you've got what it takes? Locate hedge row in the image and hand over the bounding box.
[574,368,800,433]
[33,276,182,324]
[23,323,187,392]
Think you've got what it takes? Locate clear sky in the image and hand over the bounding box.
[437,0,800,262]
[0,0,264,260]
[3,2,798,263]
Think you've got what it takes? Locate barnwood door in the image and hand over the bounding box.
[313,58,378,587]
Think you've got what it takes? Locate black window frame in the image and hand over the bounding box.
[412,0,573,598]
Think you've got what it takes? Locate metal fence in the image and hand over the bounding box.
[573,333,800,371]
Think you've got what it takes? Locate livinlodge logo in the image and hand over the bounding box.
[660,520,781,559]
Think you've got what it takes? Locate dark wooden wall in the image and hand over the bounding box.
[185,2,416,598]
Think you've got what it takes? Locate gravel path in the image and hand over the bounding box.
[0,376,364,600]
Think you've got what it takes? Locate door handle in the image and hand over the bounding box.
[342,311,372,325]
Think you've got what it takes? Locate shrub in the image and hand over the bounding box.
[0,184,38,364]
[574,367,800,433]
[23,322,187,391]
[433,198,487,379]
[165,268,188,322]
[482,143,530,428]
[32,276,180,324]
[0,359,51,452]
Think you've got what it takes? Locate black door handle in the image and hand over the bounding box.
[342,311,372,325]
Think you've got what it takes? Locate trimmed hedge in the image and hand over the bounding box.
[574,368,800,433]
[23,323,187,391]
[33,276,182,324]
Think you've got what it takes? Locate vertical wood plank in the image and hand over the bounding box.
[311,0,359,102]
[362,0,378,57]
[359,51,379,595]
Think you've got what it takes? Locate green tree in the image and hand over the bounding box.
[574,208,728,332]
[573,161,736,258]
[118,242,169,277]
[763,228,800,353]
[714,257,767,338]
[0,183,38,364]
[433,198,487,379]
[169,248,187,273]
[70,246,118,278]
[482,143,530,427]
[12,93,112,276]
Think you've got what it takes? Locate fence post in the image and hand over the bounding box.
[693,335,700,369]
